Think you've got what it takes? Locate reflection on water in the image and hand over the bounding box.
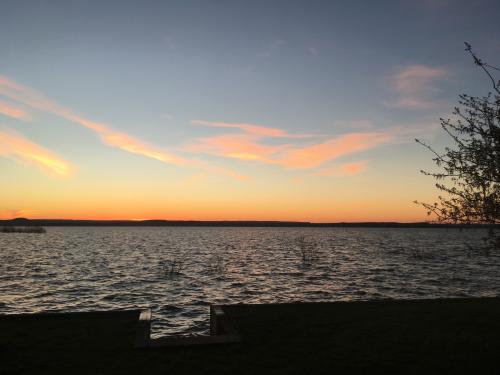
[0,227,499,337]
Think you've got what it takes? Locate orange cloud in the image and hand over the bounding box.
[188,121,393,171]
[186,133,283,162]
[278,133,391,169]
[0,76,247,180]
[0,100,30,120]
[385,65,448,109]
[0,76,398,180]
[187,120,302,164]
[100,130,185,165]
[0,76,70,118]
[0,76,247,179]
[0,76,184,165]
[0,128,72,176]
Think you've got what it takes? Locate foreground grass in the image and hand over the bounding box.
[1,298,500,374]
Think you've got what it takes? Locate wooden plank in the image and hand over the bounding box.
[134,309,151,348]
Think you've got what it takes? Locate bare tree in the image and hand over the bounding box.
[415,43,500,250]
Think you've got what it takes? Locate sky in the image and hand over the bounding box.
[1,0,499,222]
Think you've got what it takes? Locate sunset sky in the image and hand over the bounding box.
[1,0,499,222]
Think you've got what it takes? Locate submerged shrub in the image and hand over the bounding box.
[160,257,185,277]
[293,235,319,264]
[207,253,227,278]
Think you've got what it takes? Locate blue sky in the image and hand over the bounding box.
[1,0,499,221]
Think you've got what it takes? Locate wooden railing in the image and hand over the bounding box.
[134,305,240,348]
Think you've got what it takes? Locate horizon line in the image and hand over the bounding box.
[1,217,494,228]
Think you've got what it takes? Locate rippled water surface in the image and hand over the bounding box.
[1,227,499,337]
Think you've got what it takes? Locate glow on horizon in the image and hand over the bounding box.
[0,205,430,223]
[1,1,497,223]
[0,73,443,223]
[0,74,444,223]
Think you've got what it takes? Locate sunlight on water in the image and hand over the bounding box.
[1,227,499,337]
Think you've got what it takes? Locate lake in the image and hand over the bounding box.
[1,227,499,337]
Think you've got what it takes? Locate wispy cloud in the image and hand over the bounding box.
[0,76,411,181]
[0,100,30,120]
[277,133,391,169]
[100,131,186,165]
[0,76,185,165]
[0,127,72,176]
[385,64,449,109]
[188,120,395,171]
[186,133,281,162]
[0,76,246,179]
[188,120,311,163]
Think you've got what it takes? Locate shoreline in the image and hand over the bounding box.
[1,218,496,228]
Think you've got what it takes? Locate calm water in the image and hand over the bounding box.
[1,227,499,337]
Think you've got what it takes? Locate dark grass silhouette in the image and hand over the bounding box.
[2,298,500,374]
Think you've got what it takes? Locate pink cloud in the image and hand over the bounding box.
[189,120,395,170]
[186,133,283,162]
[0,75,402,180]
[393,65,447,93]
[0,76,246,180]
[0,127,72,176]
[100,131,185,165]
[0,76,183,164]
[277,133,391,169]
[0,76,72,120]
[385,64,449,109]
[0,100,30,120]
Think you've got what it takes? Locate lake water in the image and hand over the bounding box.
[1,227,499,337]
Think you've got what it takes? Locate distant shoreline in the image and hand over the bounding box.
[0,218,495,228]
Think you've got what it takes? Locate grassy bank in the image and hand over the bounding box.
[1,298,500,374]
